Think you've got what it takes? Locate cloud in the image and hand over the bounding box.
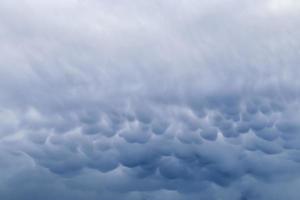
[1,0,300,199]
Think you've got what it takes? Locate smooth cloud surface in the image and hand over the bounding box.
[1,0,300,199]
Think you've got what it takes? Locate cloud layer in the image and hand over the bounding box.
[1,0,300,199]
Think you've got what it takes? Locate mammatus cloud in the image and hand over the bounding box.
[1,0,300,199]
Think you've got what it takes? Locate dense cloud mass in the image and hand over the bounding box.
[1,0,300,199]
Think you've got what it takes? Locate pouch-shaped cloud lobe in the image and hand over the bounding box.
[1,0,300,199]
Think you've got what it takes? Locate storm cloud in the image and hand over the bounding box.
[1,0,300,199]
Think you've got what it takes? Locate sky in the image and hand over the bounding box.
[1,0,300,199]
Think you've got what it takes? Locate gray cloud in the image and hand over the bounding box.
[1,0,300,199]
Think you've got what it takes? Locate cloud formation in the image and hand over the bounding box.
[1,0,300,199]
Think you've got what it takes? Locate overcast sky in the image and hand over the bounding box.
[1,0,300,199]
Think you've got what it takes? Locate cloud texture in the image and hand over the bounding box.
[1,0,300,199]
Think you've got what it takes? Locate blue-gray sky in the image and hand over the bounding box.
[1,0,300,199]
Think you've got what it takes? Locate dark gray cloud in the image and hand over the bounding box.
[1,0,300,199]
